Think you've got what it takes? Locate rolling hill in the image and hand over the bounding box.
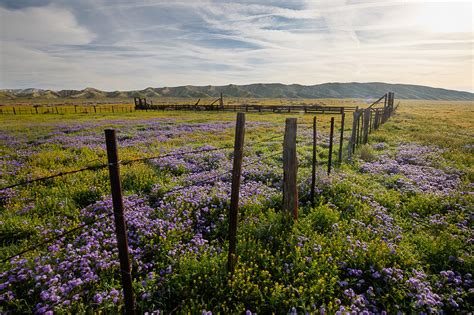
[1,82,472,101]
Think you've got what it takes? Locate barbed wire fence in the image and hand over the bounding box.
[0,92,397,314]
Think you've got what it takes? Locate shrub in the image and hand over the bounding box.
[357,145,376,162]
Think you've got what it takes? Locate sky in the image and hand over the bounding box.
[0,0,472,92]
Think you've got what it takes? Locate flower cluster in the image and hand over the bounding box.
[360,143,462,195]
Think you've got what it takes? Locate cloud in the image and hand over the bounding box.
[0,0,472,92]
[0,4,94,45]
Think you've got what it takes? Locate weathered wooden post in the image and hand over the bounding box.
[310,116,317,207]
[378,109,382,126]
[356,110,361,145]
[13,107,16,115]
[328,117,335,175]
[373,110,378,130]
[363,108,370,144]
[228,113,245,274]
[104,130,137,315]
[338,112,345,163]
[74,105,77,113]
[348,110,358,160]
[390,92,395,115]
[369,110,373,133]
[385,93,390,118]
[94,106,97,113]
[283,118,298,220]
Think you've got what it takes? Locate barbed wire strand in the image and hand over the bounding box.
[1,198,149,264]
[1,212,113,263]
[0,132,308,262]
[0,164,108,192]
[0,146,237,192]
[164,149,283,195]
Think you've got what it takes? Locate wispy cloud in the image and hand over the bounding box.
[0,0,472,91]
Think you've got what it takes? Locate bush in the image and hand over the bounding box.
[357,145,376,162]
[306,204,340,233]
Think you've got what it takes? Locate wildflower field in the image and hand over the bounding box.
[0,100,473,314]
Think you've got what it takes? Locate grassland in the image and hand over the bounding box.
[0,99,472,313]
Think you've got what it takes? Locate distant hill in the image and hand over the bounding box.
[1,82,472,101]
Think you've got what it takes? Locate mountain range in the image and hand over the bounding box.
[1,82,472,101]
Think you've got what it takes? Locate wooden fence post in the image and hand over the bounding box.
[355,109,362,146]
[379,109,383,127]
[228,113,245,274]
[373,110,378,130]
[74,105,77,113]
[390,92,395,115]
[104,130,137,315]
[328,117,334,175]
[348,110,358,160]
[338,112,345,164]
[283,118,298,220]
[13,107,16,115]
[310,116,317,208]
[363,108,370,144]
[369,110,372,133]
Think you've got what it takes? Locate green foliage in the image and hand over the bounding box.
[306,205,340,233]
[357,144,376,162]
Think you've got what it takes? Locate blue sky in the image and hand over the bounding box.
[0,0,472,91]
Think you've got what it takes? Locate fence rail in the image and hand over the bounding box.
[136,103,358,114]
[0,105,135,115]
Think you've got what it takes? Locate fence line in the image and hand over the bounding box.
[1,91,398,314]
[0,105,135,115]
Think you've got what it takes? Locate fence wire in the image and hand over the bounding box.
[1,99,393,264]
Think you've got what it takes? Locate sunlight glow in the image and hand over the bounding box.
[416,2,473,33]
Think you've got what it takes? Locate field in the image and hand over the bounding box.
[0,99,473,313]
